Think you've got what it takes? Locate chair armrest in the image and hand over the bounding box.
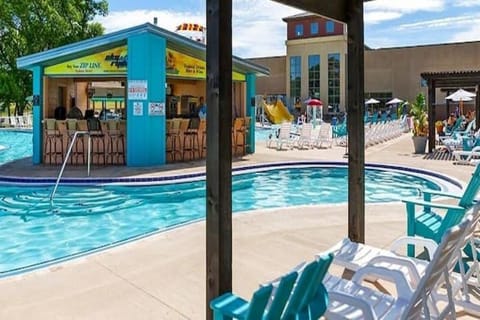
[210,293,249,319]
[364,255,423,286]
[352,265,414,299]
[390,236,438,258]
[420,189,462,200]
[327,291,376,319]
[402,198,464,211]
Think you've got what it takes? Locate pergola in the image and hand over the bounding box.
[205,1,369,317]
[421,70,480,153]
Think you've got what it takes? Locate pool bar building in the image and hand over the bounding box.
[17,23,269,167]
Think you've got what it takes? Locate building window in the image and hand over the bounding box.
[326,20,335,33]
[308,55,320,98]
[290,56,301,98]
[295,24,304,37]
[328,53,340,108]
[310,22,319,35]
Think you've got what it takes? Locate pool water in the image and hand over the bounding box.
[0,166,442,276]
[0,130,32,164]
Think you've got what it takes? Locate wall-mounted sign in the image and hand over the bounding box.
[133,101,143,116]
[45,46,127,75]
[166,48,245,81]
[128,80,148,100]
[148,102,165,116]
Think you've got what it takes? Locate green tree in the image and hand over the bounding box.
[0,0,108,115]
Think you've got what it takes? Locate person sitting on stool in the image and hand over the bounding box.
[198,96,207,119]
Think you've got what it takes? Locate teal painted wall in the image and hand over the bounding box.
[246,73,256,154]
[32,66,43,164]
[126,33,166,166]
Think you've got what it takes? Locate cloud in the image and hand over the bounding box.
[397,14,480,30]
[96,1,300,58]
[454,0,480,7]
[364,0,445,24]
[451,23,480,42]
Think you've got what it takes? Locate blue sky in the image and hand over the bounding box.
[99,0,480,57]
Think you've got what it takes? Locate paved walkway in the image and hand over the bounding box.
[0,133,476,319]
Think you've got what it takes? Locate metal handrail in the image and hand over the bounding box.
[50,131,91,202]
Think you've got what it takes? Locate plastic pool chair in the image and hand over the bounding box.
[210,284,273,320]
[324,215,472,320]
[210,270,299,320]
[279,253,333,320]
[403,163,480,257]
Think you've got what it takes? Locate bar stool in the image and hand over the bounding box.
[118,120,126,162]
[198,119,207,158]
[43,119,63,164]
[87,117,106,165]
[106,120,125,165]
[232,118,245,156]
[183,118,200,160]
[66,119,85,165]
[177,119,190,161]
[166,119,182,162]
[243,117,251,154]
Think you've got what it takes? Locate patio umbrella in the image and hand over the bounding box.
[365,98,380,113]
[305,98,323,128]
[386,98,403,105]
[446,89,476,115]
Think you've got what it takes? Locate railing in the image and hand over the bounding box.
[50,131,91,202]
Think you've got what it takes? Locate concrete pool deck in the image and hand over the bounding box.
[0,133,477,319]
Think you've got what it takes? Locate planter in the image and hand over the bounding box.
[412,136,427,154]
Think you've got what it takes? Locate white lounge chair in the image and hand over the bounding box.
[453,146,480,165]
[266,122,292,150]
[292,123,312,149]
[324,215,473,319]
[312,123,333,148]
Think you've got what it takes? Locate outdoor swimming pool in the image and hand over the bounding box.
[0,130,32,164]
[0,162,461,277]
[0,131,462,277]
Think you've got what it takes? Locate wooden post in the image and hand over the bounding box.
[476,85,480,131]
[205,0,233,319]
[346,0,365,243]
[428,80,436,153]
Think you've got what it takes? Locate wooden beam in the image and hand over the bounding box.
[476,85,480,131]
[428,80,436,153]
[346,0,365,243]
[205,0,233,319]
[272,0,348,22]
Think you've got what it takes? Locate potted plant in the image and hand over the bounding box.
[410,93,429,153]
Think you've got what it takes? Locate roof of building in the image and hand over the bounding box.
[16,23,269,77]
[421,70,480,88]
[366,39,480,52]
[282,12,319,21]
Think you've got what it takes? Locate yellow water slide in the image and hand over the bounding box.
[262,99,294,124]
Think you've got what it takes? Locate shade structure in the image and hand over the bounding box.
[445,89,476,101]
[386,98,403,105]
[365,98,380,105]
[305,98,323,106]
[446,89,476,115]
[304,99,323,128]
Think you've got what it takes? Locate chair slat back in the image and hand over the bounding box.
[279,122,291,140]
[459,164,480,208]
[281,260,318,319]
[265,271,298,320]
[245,284,274,320]
[404,215,472,319]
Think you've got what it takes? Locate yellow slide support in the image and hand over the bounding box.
[262,99,294,124]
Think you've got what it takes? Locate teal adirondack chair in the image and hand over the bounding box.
[210,270,298,320]
[281,253,333,320]
[403,164,480,257]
